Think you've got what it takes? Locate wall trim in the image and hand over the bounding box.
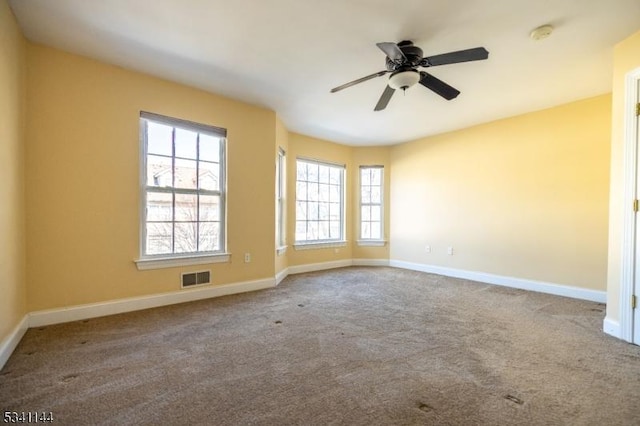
[352,258,390,267]
[275,268,289,286]
[389,260,607,303]
[0,315,29,370]
[28,277,275,328]
[287,259,352,275]
[603,317,622,339]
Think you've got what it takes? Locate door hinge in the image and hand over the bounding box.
[636,102,640,116]
[633,295,637,309]
[634,199,639,212]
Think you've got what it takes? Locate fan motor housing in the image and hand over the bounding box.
[386,42,424,70]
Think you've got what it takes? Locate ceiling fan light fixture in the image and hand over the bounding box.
[388,70,420,91]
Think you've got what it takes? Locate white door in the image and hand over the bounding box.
[633,83,640,344]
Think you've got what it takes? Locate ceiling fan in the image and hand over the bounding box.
[330,40,489,111]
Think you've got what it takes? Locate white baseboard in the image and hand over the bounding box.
[29,277,275,327]
[389,260,607,303]
[603,316,622,340]
[287,259,352,275]
[0,315,29,370]
[275,268,289,286]
[352,258,390,267]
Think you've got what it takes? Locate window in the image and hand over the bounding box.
[276,148,286,252]
[137,112,227,269]
[295,158,345,245]
[359,166,384,243]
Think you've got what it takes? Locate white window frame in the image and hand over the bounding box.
[358,165,386,246]
[294,157,346,249]
[135,111,229,270]
[276,148,287,255]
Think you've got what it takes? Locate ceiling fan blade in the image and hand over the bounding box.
[423,47,489,67]
[419,72,460,100]
[330,70,390,93]
[376,42,407,63]
[374,85,396,111]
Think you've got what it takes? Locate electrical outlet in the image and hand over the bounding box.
[425,245,431,253]
[447,247,454,255]
[244,253,251,263]
[334,248,340,254]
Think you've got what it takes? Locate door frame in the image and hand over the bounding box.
[619,67,640,343]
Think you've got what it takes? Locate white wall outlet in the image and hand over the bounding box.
[334,248,340,254]
[244,253,251,263]
[447,247,454,255]
[425,245,431,253]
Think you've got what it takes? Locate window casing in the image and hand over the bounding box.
[295,158,345,245]
[276,148,286,251]
[139,112,227,264]
[359,166,383,241]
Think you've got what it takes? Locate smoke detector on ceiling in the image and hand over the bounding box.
[530,25,554,41]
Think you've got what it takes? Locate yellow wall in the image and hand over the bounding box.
[606,29,640,322]
[25,45,276,312]
[275,116,289,275]
[0,2,27,341]
[390,95,611,290]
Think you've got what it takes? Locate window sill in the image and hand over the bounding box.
[276,246,288,256]
[357,240,387,247]
[135,253,231,271]
[294,241,348,251]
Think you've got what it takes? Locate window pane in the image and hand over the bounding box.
[147,122,173,156]
[174,158,197,189]
[319,165,330,183]
[361,206,370,221]
[371,168,382,185]
[142,114,226,258]
[329,167,341,184]
[297,162,308,181]
[308,202,319,221]
[361,168,370,185]
[175,193,197,221]
[361,222,371,239]
[319,184,329,202]
[200,195,219,221]
[308,183,319,201]
[296,182,307,200]
[371,206,381,221]
[329,185,340,202]
[330,222,341,239]
[371,222,381,239]
[307,221,318,240]
[175,128,197,159]
[308,163,319,182]
[147,155,172,187]
[329,203,340,221]
[199,161,219,191]
[371,187,381,204]
[198,222,218,252]
[199,134,220,162]
[319,221,330,239]
[146,222,172,255]
[319,202,329,220]
[361,186,371,204]
[174,222,197,253]
[147,192,173,221]
[295,221,307,241]
[296,201,307,221]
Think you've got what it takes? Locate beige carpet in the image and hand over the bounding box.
[1,266,640,425]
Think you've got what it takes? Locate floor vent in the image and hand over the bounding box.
[181,270,211,288]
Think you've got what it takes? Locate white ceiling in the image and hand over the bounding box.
[9,0,640,146]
